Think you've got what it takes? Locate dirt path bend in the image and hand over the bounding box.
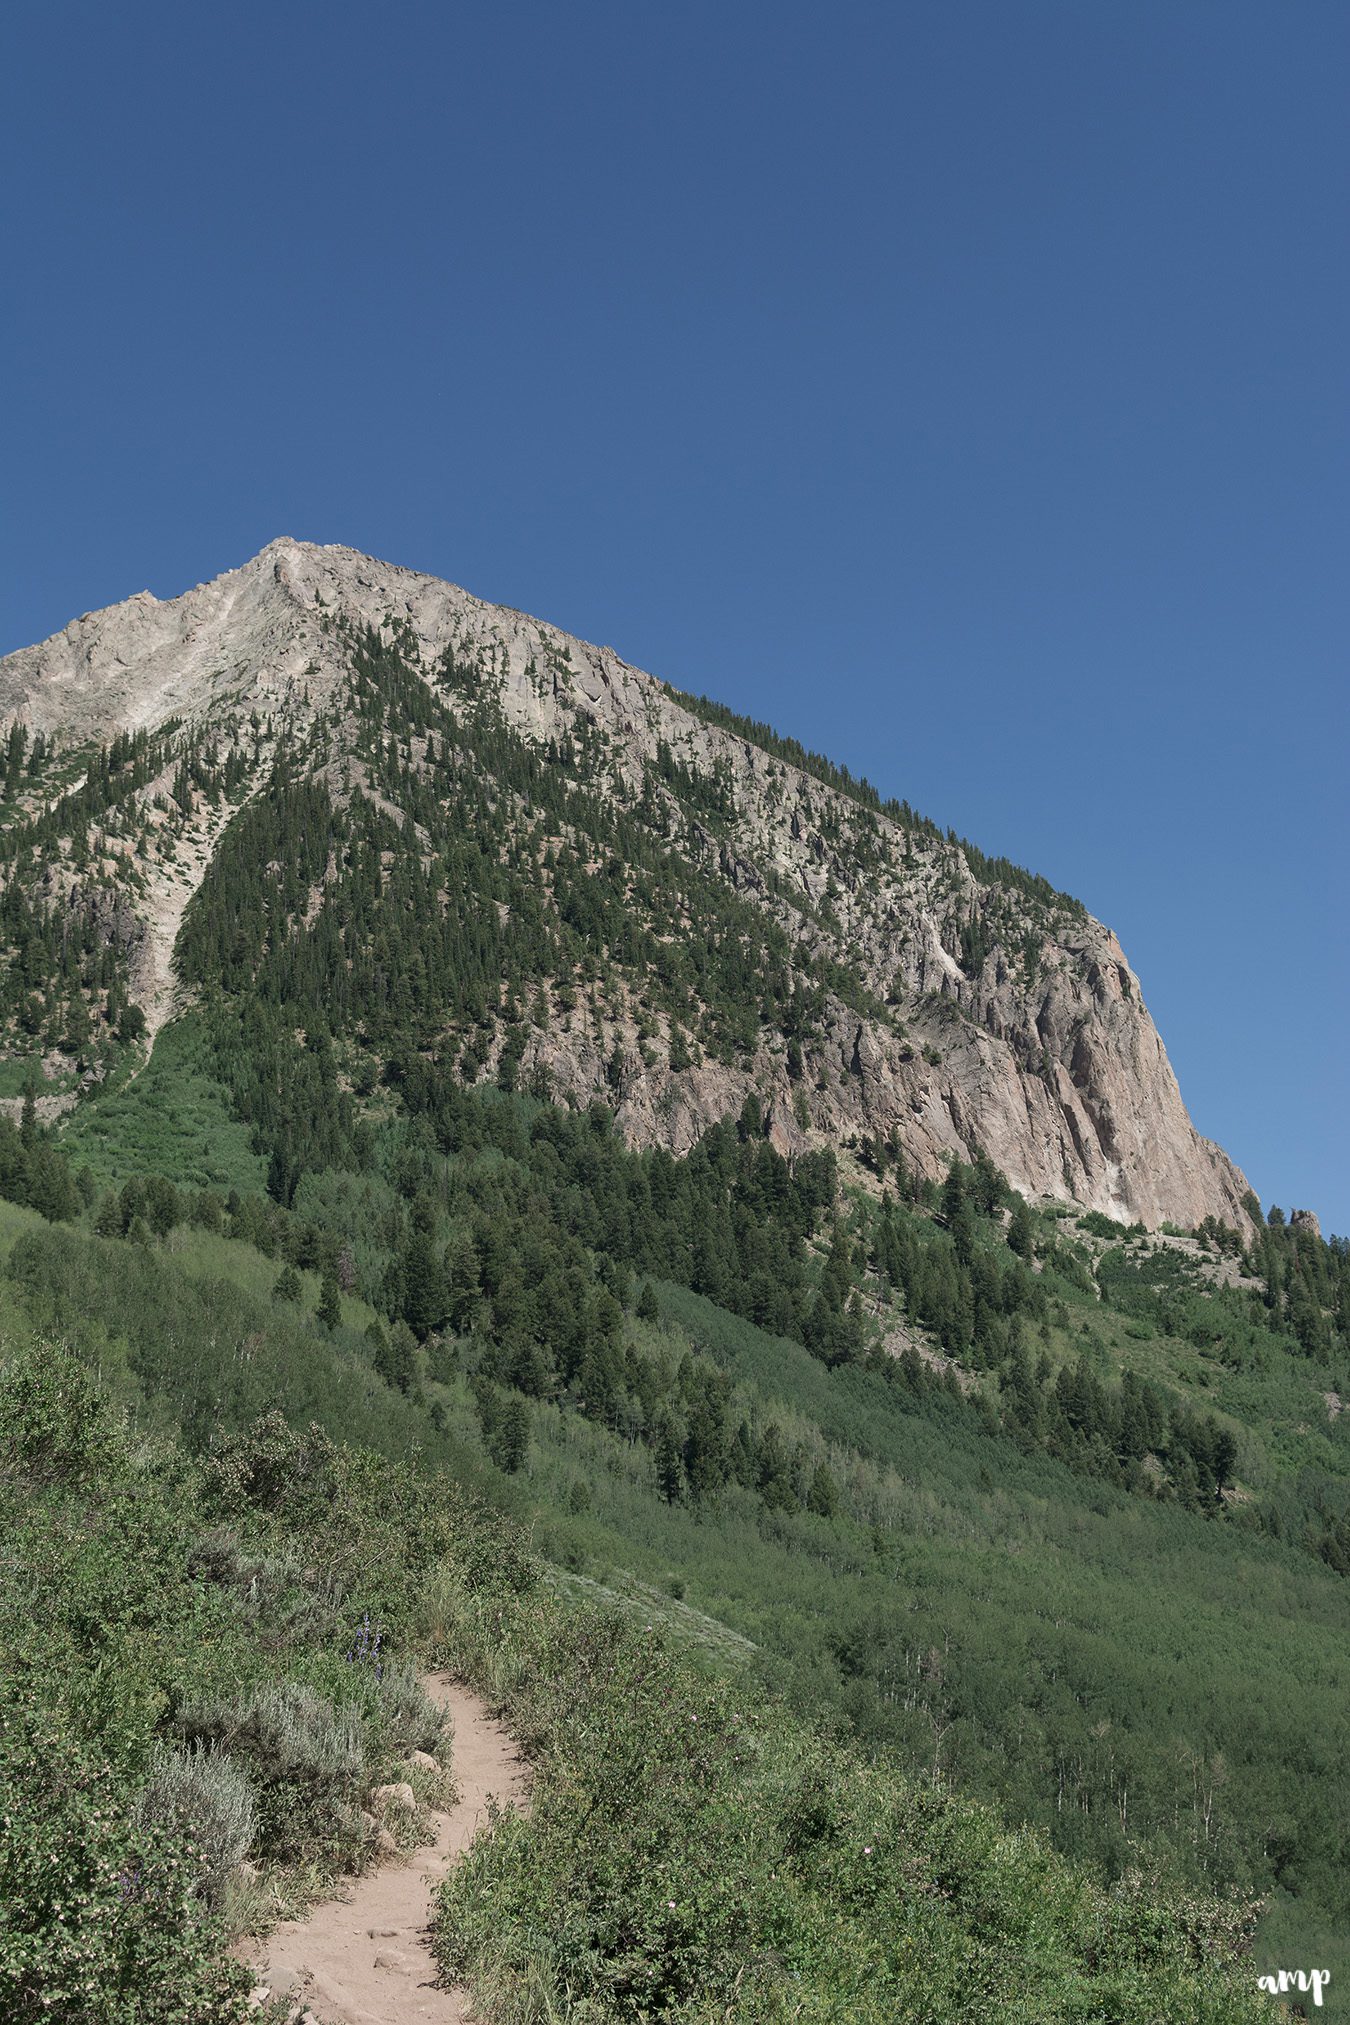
[249,1677,528,2025]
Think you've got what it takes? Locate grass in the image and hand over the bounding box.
[425,1510,1269,2024]
[161,1223,381,1338]
[58,1016,264,1193]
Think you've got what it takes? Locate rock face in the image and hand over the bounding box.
[0,539,1256,1230]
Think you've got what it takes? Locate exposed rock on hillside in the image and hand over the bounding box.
[0,540,1253,1229]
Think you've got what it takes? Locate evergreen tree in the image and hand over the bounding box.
[1007,1198,1034,1260]
[317,1270,342,1331]
[655,1414,684,1504]
[93,1193,123,1239]
[143,1176,180,1239]
[273,1264,302,1304]
[401,1226,447,1340]
[444,1231,480,1330]
[494,1397,530,1474]
[807,1462,839,1518]
[26,1145,77,1223]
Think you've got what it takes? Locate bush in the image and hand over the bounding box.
[0,1337,124,1488]
[177,1679,363,1861]
[186,1525,341,1645]
[376,1663,450,1760]
[136,1744,256,1908]
[0,1697,250,2023]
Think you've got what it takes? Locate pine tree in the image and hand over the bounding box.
[317,1271,342,1331]
[143,1176,180,1238]
[683,1398,728,1503]
[807,1463,839,1518]
[495,1397,530,1474]
[93,1193,122,1239]
[757,1422,795,1509]
[401,1227,447,1340]
[655,1414,684,1504]
[1007,1199,1034,1260]
[444,1231,480,1330]
[19,1078,37,1152]
[26,1145,77,1223]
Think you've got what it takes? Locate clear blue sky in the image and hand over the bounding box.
[3,2,1346,1233]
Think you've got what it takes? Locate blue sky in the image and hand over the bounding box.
[3,1,1346,1232]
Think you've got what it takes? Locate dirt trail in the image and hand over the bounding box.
[248,1677,528,2024]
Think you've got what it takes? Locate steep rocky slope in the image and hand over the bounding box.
[0,539,1252,1228]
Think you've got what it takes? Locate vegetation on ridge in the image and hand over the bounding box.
[664,678,1087,918]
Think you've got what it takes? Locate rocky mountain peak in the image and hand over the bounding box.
[0,541,1255,1232]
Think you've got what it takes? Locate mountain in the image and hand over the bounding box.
[3,543,1348,2018]
[0,538,1251,1231]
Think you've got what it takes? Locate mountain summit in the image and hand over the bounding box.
[0,539,1251,1229]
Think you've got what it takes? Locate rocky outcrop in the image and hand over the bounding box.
[0,539,1256,1230]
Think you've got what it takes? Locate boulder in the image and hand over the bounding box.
[372,1780,416,1812]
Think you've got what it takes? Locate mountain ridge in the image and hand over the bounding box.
[0,539,1253,1231]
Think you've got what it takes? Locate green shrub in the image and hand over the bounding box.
[177,1679,363,1861]
[376,1662,450,1760]
[136,1744,256,1908]
[0,1695,250,2022]
[0,1336,124,1488]
[186,1525,341,1645]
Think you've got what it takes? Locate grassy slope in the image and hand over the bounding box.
[58,1017,265,1194]
[35,1012,1350,2011]
[514,1288,1348,1908]
[8,1184,1348,2007]
[0,1327,1269,2025]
